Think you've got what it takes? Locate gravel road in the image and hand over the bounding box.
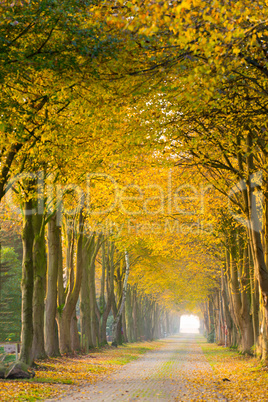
[47,334,227,401]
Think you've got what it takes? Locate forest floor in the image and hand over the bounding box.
[0,334,267,401]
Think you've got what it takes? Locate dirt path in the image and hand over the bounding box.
[47,335,227,401]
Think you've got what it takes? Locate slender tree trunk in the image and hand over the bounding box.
[249,246,259,348]
[80,243,93,352]
[240,245,254,353]
[89,260,98,347]
[202,302,209,337]
[111,251,130,346]
[153,303,159,339]
[122,305,128,342]
[212,291,222,344]
[125,285,134,342]
[132,287,138,342]
[32,212,47,360]
[177,315,181,333]
[166,311,170,335]
[98,241,106,344]
[57,210,84,354]
[45,214,60,357]
[221,265,234,347]
[62,216,76,349]
[100,245,115,344]
[208,297,215,342]
[20,199,34,365]
[147,300,154,340]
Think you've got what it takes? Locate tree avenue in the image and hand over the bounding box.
[0,0,268,378]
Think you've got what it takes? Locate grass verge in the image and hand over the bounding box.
[198,337,268,401]
[0,341,164,402]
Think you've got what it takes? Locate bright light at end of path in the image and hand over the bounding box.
[180,315,200,333]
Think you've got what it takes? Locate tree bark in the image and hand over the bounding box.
[57,210,84,354]
[89,260,98,348]
[221,264,234,347]
[45,214,60,357]
[122,305,128,342]
[132,287,138,342]
[80,241,93,352]
[20,199,34,365]
[32,212,47,360]
[125,285,134,342]
[226,232,254,353]
[100,241,115,344]
[70,310,80,351]
[111,251,130,346]
[88,235,103,347]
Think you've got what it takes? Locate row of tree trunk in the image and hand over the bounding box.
[19,193,177,365]
[125,286,179,342]
[197,133,268,363]
[201,220,266,359]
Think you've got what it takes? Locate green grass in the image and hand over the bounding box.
[14,388,54,402]
[31,377,73,384]
[2,354,16,363]
[11,377,73,385]
[87,365,108,373]
[105,355,139,365]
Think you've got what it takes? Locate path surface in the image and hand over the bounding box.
[47,335,227,401]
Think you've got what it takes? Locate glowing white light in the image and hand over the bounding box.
[180,315,200,333]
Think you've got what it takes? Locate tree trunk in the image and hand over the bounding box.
[249,246,259,348]
[226,233,254,353]
[20,200,34,365]
[32,212,47,360]
[240,245,254,353]
[80,242,93,352]
[177,315,181,333]
[132,287,138,342]
[98,241,106,343]
[58,314,72,353]
[166,311,170,335]
[221,268,234,347]
[153,303,159,339]
[89,259,98,347]
[45,214,60,357]
[99,241,115,344]
[111,251,130,346]
[247,136,268,360]
[57,210,84,354]
[125,285,134,342]
[70,310,80,351]
[122,305,128,342]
